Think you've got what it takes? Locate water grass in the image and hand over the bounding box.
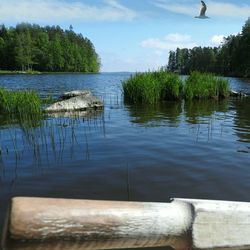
[123,71,230,104]
[185,72,230,100]
[123,71,183,104]
[41,94,56,105]
[0,88,42,115]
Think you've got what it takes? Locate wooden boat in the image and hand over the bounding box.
[2,197,250,250]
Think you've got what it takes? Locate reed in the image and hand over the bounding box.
[185,72,230,100]
[0,88,42,115]
[41,94,56,105]
[123,71,230,104]
[123,71,183,104]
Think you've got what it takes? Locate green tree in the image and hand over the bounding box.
[167,51,176,72]
[15,31,35,70]
[167,18,250,77]
[0,23,101,73]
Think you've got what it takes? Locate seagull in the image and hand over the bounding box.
[195,1,210,19]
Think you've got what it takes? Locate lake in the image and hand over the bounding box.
[0,73,250,249]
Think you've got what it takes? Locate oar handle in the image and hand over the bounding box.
[6,197,193,250]
[5,197,250,250]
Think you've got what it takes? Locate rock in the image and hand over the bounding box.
[45,91,103,112]
[230,90,247,97]
[61,90,91,100]
[47,109,103,118]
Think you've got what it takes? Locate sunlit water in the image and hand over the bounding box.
[0,73,250,249]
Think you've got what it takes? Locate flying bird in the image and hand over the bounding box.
[195,1,209,19]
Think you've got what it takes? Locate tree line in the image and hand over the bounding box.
[0,23,101,73]
[167,18,250,78]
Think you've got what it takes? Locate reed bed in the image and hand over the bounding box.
[123,71,183,104]
[185,72,230,100]
[123,71,230,104]
[0,88,42,116]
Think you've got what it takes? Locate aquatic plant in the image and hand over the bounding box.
[185,72,230,100]
[123,71,230,104]
[0,88,42,117]
[123,71,183,104]
[41,94,56,105]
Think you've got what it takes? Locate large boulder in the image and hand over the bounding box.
[45,90,103,112]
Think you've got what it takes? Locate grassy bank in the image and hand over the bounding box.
[123,71,182,104]
[123,71,230,103]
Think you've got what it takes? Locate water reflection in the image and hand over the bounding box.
[184,99,228,124]
[126,99,229,127]
[126,101,182,127]
[233,97,250,146]
[228,77,250,94]
[0,113,44,128]
[0,110,105,184]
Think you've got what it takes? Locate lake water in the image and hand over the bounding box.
[0,73,250,249]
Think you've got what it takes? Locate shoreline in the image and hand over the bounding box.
[0,70,249,79]
[0,71,100,75]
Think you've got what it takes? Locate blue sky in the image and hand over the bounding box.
[0,0,249,72]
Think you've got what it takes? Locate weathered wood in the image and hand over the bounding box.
[175,198,250,250]
[6,197,193,250]
[3,197,250,250]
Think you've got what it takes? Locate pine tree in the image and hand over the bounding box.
[0,23,101,73]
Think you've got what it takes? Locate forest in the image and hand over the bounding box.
[0,23,101,73]
[167,18,250,78]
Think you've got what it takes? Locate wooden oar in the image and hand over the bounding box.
[2,197,250,250]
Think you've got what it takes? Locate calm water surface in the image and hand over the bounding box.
[0,73,250,249]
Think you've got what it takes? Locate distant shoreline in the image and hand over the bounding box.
[0,70,100,75]
[0,70,248,78]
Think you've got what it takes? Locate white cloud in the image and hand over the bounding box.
[0,0,137,23]
[208,2,250,18]
[154,1,196,16]
[101,51,167,72]
[165,33,192,43]
[154,0,250,18]
[210,35,225,46]
[141,33,197,50]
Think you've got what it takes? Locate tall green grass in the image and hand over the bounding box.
[0,88,42,116]
[123,71,230,104]
[185,72,230,100]
[123,71,183,104]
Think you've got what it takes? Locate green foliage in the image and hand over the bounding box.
[41,94,56,105]
[185,72,229,100]
[123,71,229,104]
[123,71,183,104]
[0,23,101,73]
[168,46,220,75]
[0,88,42,115]
[167,17,250,78]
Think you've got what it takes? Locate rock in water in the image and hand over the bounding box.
[46,91,103,112]
[230,90,247,97]
[61,90,91,100]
